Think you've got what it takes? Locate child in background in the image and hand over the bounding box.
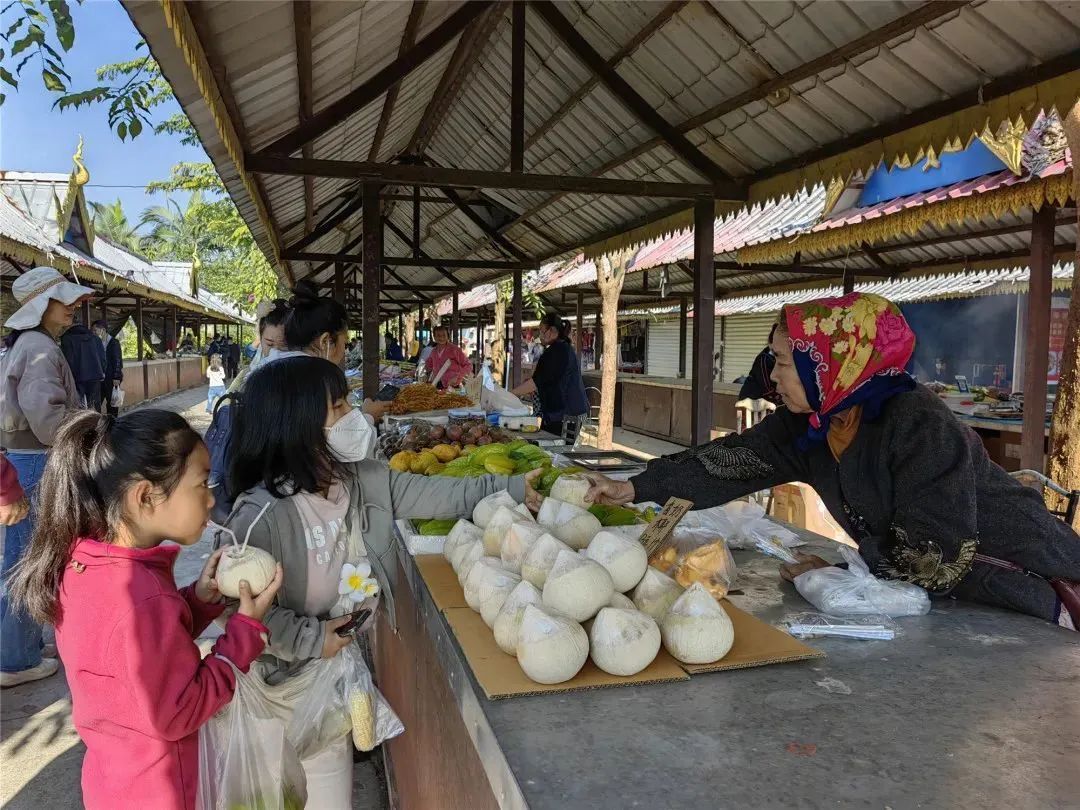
[7,410,283,810]
[207,353,227,413]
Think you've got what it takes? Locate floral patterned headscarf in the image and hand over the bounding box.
[781,293,916,445]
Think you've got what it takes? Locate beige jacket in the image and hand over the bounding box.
[1,329,80,450]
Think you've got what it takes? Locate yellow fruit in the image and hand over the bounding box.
[461,444,478,456]
[483,455,516,475]
[426,462,446,475]
[411,450,438,474]
[431,444,458,462]
[389,451,414,473]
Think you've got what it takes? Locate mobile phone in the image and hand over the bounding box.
[335,607,372,637]
[375,385,400,402]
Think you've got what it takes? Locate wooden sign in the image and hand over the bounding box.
[639,497,694,557]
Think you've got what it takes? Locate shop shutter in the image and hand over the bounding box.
[645,319,690,377]
[721,312,778,383]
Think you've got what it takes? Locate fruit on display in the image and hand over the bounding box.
[453,541,484,586]
[478,566,523,628]
[388,383,471,415]
[473,490,517,529]
[632,567,685,622]
[589,607,661,676]
[541,549,615,622]
[381,419,512,460]
[587,504,647,527]
[519,533,573,589]
[500,522,547,573]
[608,592,636,610]
[537,497,603,550]
[444,520,483,563]
[215,545,278,598]
[549,474,591,508]
[463,557,509,611]
[584,530,649,593]
[416,518,457,536]
[482,505,532,556]
[660,583,735,665]
[516,604,589,685]
[493,580,543,656]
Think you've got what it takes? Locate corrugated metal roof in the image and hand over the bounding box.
[124,0,1080,309]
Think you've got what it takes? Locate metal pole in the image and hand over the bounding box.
[512,269,523,387]
[576,291,584,355]
[1020,204,1056,471]
[452,291,460,344]
[362,183,383,400]
[691,199,715,445]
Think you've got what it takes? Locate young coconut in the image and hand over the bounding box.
[519,533,573,588]
[216,545,277,598]
[500,522,547,574]
[455,541,485,586]
[493,580,543,655]
[549,474,591,508]
[483,505,532,556]
[516,604,589,684]
[604,523,647,542]
[450,536,482,576]
[542,549,615,622]
[444,519,483,563]
[632,567,685,622]
[537,497,602,550]
[608,592,636,610]
[660,582,735,664]
[473,490,516,530]
[513,502,536,522]
[463,557,507,612]
[477,566,522,628]
[584,530,649,592]
[589,607,661,676]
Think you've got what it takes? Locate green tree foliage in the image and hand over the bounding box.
[0,0,78,104]
[89,198,142,252]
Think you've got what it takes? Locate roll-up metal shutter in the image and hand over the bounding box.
[722,312,778,383]
[645,319,691,377]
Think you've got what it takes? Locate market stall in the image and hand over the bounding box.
[375,525,1079,809]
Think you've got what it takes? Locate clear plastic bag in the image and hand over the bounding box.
[196,663,308,810]
[649,539,738,599]
[781,611,898,641]
[793,546,931,617]
[723,500,802,551]
[287,641,404,759]
[110,386,125,408]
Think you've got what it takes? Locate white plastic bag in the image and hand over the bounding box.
[110,386,125,408]
[723,500,802,550]
[670,505,737,550]
[196,664,308,810]
[480,385,526,412]
[287,641,403,759]
[794,546,931,617]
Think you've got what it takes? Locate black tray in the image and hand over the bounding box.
[560,449,648,472]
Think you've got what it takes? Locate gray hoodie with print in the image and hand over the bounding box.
[218,460,525,679]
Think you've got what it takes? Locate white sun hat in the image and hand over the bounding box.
[4,266,95,330]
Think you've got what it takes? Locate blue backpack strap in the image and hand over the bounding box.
[205,393,236,488]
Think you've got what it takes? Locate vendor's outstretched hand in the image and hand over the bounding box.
[523,468,545,513]
[779,552,830,582]
[583,473,635,506]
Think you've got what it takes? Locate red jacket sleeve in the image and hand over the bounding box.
[0,456,24,506]
[178,583,226,638]
[112,593,268,743]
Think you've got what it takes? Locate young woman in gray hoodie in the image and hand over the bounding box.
[216,356,537,806]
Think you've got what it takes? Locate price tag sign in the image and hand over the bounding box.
[639,497,694,556]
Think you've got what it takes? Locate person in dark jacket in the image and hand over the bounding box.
[226,337,241,380]
[584,293,1080,631]
[385,332,405,362]
[206,334,221,360]
[61,321,106,411]
[736,324,784,405]
[511,312,588,438]
[92,320,124,415]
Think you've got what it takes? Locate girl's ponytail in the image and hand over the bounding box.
[8,409,201,624]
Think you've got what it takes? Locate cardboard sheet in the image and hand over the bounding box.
[414,554,469,610]
[679,600,824,674]
[444,607,689,700]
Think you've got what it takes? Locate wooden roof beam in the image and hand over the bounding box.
[529,0,730,185]
[368,1,427,162]
[440,186,531,262]
[284,190,363,255]
[245,153,738,199]
[509,2,525,173]
[292,0,315,234]
[382,216,461,285]
[259,1,495,157]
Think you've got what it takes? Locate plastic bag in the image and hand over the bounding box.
[649,539,737,599]
[480,385,526,413]
[287,641,403,759]
[670,505,737,549]
[793,546,931,617]
[196,663,308,810]
[723,500,802,551]
[110,386,125,408]
[781,611,898,641]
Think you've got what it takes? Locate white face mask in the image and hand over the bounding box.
[325,408,374,462]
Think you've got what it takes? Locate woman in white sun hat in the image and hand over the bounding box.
[1,265,93,688]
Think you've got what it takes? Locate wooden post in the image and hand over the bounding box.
[334,261,346,305]
[512,269,523,387]
[575,291,584,355]
[452,291,460,344]
[362,183,383,400]
[1020,204,1056,472]
[477,313,484,362]
[412,185,420,259]
[691,198,715,445]
[678,295,688,378]
[397,313,404,344]
[81,299,91,327]
[135,296,145,361]
[843,268,855,295]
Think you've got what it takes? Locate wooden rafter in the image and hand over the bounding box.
[292,0,314,234]
[440,186,529,261]
[369,1,427,162]
[509,1,525,173]
[383,217,461,285]
[285,190,363,255]
[529,0,729,185]
[284,251,534,271]
[259,1,494,157]
[714,261,893,278]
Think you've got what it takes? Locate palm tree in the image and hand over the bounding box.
[139,192,216,295]
[89,198,142,252]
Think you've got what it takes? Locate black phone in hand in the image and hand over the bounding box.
[335,607,372,637]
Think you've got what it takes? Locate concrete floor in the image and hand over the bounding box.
[0,385,388,810]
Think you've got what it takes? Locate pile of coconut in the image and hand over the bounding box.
[443,486,735,684]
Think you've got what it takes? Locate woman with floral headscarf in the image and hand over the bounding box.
[584,293,1080,631]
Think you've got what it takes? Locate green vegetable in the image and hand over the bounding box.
[418,518,458,536]
[587,504,641,526]
[537,465,586,495]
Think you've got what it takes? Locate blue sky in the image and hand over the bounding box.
[1,0,204,223]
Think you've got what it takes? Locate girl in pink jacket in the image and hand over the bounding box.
[7,409,283,810]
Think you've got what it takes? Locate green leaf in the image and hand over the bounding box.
[45,57,68,81]
[4,16,26,39]
[117,120,127,140]
[129,117,142,137]
[0,93,6,105]
[10,31,35,57]
[15,51,32,73]
[0,66,16,88]
[41,68,64,91]
[46,0,73,50]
